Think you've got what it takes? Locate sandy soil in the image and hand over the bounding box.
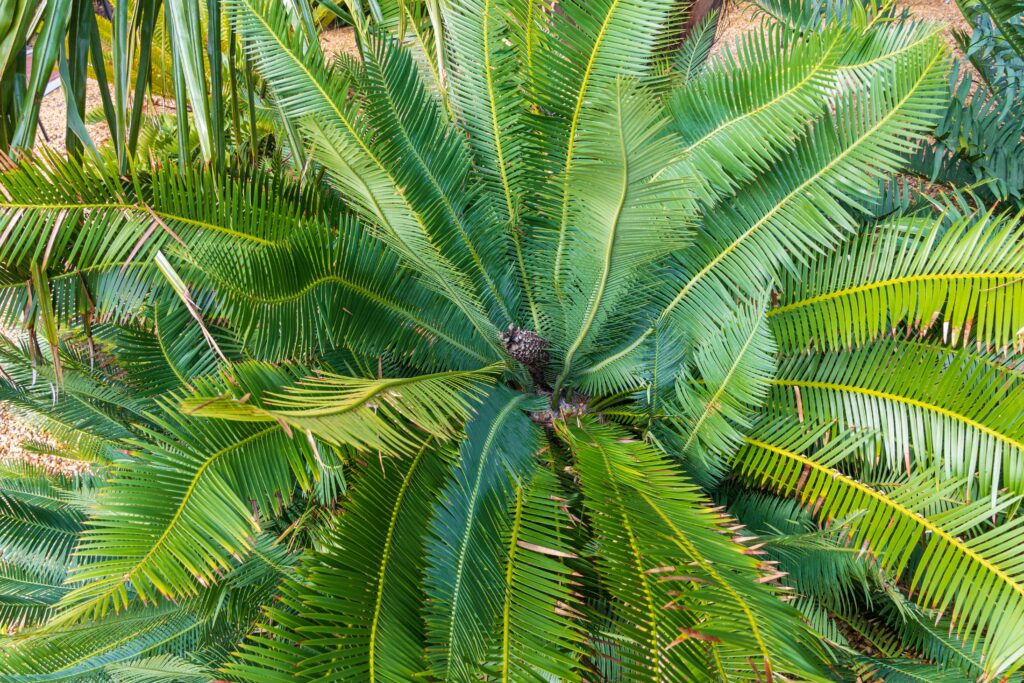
[714,0,968,57]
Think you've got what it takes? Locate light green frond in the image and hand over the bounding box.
[550,80,696,395]
[183,363,500,454]
[770,208,1024,353]
[536,0,680,292]
[228,0,504,351]
[487,466,584,682]
[59,408,321,622]
[668,294,777,463]
[769,342,1024,503]
[0,604,212,682]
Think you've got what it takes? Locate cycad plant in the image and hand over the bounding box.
[1,0,1024,680]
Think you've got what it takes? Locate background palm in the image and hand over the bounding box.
[0,0,1023,680]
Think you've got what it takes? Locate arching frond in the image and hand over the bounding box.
[226,442,454,682]
[770,208,1024,353]
[227,0,505,352]
[561,419,828,681]
[485,466,584,682]
[549,80,696,394]
[59,408,321,622]
[769,342,1024,503]
[580,38,949,393]
[0,604,213,682]
[734,420,1024,679]
[535,0,680,293]
[183,363,500,453]
[666,295,777,463]
[423,388,542,681]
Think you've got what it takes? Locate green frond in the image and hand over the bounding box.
[734,420,1024,678]
[670,10,719,84]
[228,0,504,351]
[955,0,1024,59]
[423,388,542,681]
[226,441,454,682]
[560,418,828,681]
[770,208,1024,353]
[0,604,214,682]
[0,155,330,326]
[549,80,696,393]
[442,0,540,326]
[0,337,139,457]
[535,0,680,292]
[667,295,777,464]
[102,655,210,683]
[183,363,500,454]
[769,342,1024,503]
[0,562,68,630]
[59,406,321,622]
[580,36,950,392]
[665,22,944,205]
[180,213,491,368]
[486,466,584,682]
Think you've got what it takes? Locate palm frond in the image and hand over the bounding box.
[549,79,696,394]
[769,342,1024,503]
[423,388,542,680]
[667,294,777,464]
[183,363,500,453]
[581,39,950,392]
[227,0,505,352]
[733,420,1024,679]
[561,418,828,681]
[770,208,1024,353]
[227,441,454,682]
[59,406,321,622]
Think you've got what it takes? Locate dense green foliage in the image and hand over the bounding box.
[0,0,1023,680]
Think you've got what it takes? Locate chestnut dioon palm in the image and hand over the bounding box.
[0,0,1023,680]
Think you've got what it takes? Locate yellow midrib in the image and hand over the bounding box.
[552,0,626,287]
[0,201,275,246]
[769,378,1024,452]
[768,272,1022,317]
[682,317,763,451]
[742,436,1024,602]
[583,47,946,377]
[500,484,526,683]
[368,443,431,682]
